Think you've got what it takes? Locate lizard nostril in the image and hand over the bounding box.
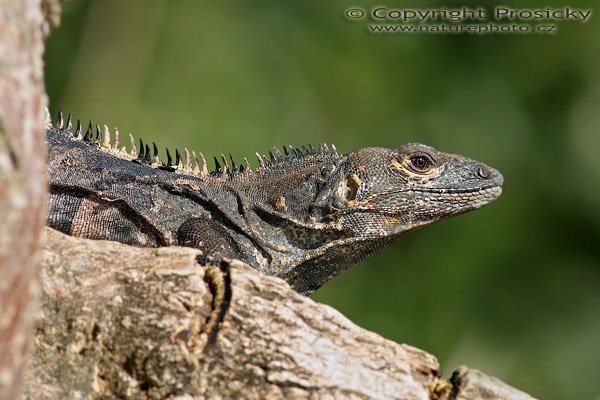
[477,166,491,179]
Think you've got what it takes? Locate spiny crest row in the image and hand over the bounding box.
[47,110,339,178]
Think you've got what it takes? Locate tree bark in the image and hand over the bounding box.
[21,228,537,400]
[0,1,47,399]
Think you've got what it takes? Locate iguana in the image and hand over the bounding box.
[45,111,503,294]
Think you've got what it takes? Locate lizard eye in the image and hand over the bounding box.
[408,155,432,173]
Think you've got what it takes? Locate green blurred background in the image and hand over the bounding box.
[44,1,600,399]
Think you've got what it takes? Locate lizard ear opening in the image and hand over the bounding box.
[344,174,360,201]
[332,173,360,209]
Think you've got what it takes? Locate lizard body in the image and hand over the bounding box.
[46,112,503,294]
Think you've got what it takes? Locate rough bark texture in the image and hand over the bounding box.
[0,1,47,399]
[21,228,537,400]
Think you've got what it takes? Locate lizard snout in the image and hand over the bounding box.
[476,164,504,186]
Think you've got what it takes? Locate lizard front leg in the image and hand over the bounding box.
[177,217,242,265]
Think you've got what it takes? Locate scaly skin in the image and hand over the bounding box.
[46,112,503,294]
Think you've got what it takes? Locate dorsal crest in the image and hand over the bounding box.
[47,110,342,179]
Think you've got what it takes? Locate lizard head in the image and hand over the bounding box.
[331,143,504,235]
[241,142,503,294]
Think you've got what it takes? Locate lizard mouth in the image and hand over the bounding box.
[405,183,503,195]
[423,186,503,211]
[340,185,502,217]
[390,185,502,213]
[409,186,503,203]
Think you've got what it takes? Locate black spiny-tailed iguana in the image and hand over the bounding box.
[45,111,503,294]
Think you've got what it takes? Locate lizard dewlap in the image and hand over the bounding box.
[46,111,503,295]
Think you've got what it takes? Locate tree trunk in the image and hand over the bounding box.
[21,228,537,400]
[0,1,47,399]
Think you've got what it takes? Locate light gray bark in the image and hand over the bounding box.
[0,1,47,399]
[21,228,537,400]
